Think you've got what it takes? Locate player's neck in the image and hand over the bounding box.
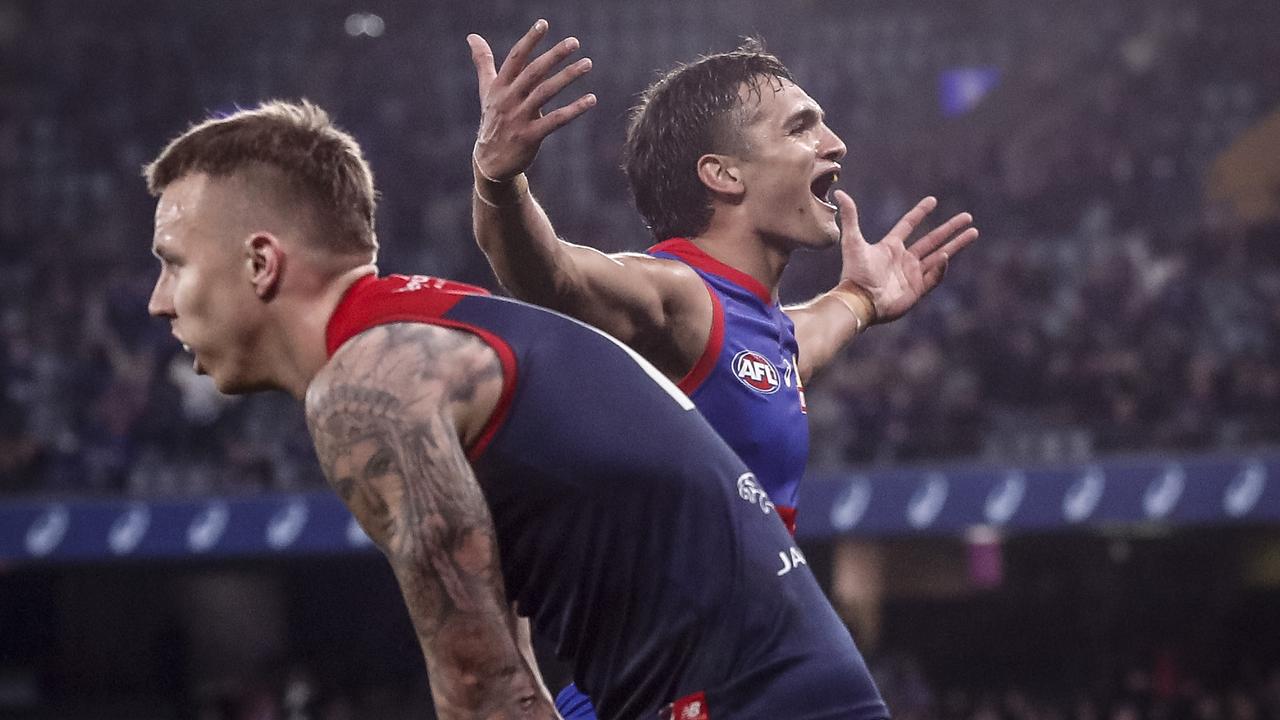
[271,264,377,401]
[692,216,789,300]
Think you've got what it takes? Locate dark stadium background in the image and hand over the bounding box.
[1,0,1279,717]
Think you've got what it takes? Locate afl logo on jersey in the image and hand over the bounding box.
[733,350,780,394]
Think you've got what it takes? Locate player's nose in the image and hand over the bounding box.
[147,275,174,318]
[819,125,846,163]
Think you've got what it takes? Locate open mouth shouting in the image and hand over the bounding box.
[174,333,204,374]
[810,167,840,211]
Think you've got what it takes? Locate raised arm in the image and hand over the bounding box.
[467,21,710,379]
[305,323,557,719]
[785,191,979,382]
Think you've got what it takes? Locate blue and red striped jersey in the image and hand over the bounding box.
[650,239,810,534]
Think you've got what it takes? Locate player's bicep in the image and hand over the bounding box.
[304,325,504,618]
[307,382,475,562]
[561,248,712,367]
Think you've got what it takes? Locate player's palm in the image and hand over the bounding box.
[834,190,978,323]
[845,233,927,322]
[468,20,596,181]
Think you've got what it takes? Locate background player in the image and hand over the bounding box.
[469,20,977,529]
[144,100,890,719]
[468,22,978,716]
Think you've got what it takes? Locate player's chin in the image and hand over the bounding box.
[211,369,266,396]
[808,216,841,248]
[809,201,840,240]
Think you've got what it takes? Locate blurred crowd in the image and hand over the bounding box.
[2,0,1279,497]
[195,658,1280,720]
[12,656,1279,720]
[876,658,1280,720]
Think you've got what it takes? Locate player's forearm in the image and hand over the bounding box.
[514,613,556,705]
[785,280,877,382]
[392,560,559,719]
[428,671,558,720]
[473,168,580,310]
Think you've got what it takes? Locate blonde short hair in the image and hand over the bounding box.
[145,100,378,255]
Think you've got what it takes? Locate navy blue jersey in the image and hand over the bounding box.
[326,274,886,720]
[650,239,809,534]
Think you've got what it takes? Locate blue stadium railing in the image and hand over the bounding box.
[797,450,1279,540]
[1,450,1277,564]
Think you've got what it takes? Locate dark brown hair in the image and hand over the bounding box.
[622,40,793,241]
[145,100,377,255]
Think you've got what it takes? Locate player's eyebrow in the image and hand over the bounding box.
[784,105,823,131]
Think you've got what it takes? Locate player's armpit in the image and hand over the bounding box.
[556,248,714,380]
[472,185,711,381]
[304,323,557,719]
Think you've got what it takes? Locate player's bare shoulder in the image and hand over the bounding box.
[614,252,714,375]
[608,251,707,307]
[305,322,504,461]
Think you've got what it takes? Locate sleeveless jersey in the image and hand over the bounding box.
[326,274,886,720]
[650,238,810,534]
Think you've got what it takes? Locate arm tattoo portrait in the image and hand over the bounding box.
[305,323,552,718]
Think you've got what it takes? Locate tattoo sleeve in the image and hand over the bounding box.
[305,323,556,718]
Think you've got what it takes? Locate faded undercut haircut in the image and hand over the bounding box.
[144,100,378,256]
[622,39,793,241]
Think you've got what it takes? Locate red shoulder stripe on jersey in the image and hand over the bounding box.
[323,274,514,461]
[422,318,518,462]
[777,505,798,536]
[326,274,379,355]
[327,313,517,462]
[676,281,724,396]
[326,274,490,356]
[648,238,773,305]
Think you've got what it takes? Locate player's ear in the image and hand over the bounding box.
[697,153,745,200]
[245,233,284,300]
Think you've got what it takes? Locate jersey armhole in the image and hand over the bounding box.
[434,319,519,462]
[334,314,518,462]
[675,282,724,396]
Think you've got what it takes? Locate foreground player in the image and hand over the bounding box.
[144,101,888,719]
[469,24,976,716]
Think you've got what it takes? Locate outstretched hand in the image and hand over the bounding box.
[468,19,597,182]
[834,191,979,323]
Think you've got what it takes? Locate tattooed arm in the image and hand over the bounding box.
[305,322,558,719]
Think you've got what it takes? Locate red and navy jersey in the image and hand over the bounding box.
[650,239,809,534]
[326,274,886,720]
